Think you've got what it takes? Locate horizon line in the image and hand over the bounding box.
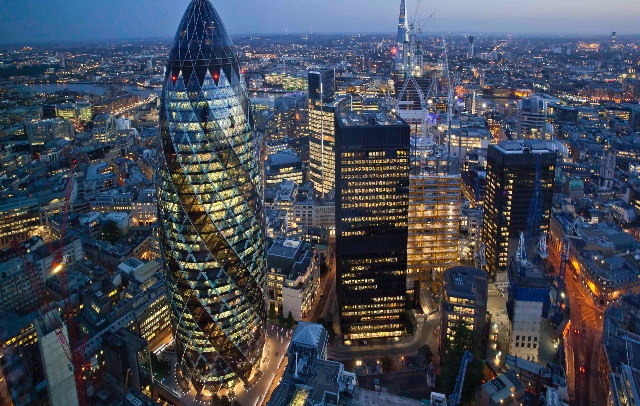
[1,31,638,46]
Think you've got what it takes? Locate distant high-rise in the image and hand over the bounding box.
[395,0,408,78]
[516,94,559,140]
[468,35,475,58]
[393,0,431,140]
[482,141,556,276]
[157,0,266,393]
[335,111,410,342]
[308,69,340,197]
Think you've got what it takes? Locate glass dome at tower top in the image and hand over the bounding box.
[167,0,240,88]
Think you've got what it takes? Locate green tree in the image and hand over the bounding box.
[277,311,285,326]
[268,302,277,321]
[101,220,120,244]
[438,323,484,404]
[285,311,295,329]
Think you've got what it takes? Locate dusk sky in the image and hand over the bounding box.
[1,0,638,44]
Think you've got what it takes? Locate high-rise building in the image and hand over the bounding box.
[157,0,266,393]
[507,254,548,363]
[440,266,488,360]
[335,111,410,342]
[394,0,408,79]
[516,95,559,140]
[407,173,461,295]
[308,69,335,107]
[308,69,341,197]
[393,0,432,141]
[482,141,556,276]
[468,35,475,59]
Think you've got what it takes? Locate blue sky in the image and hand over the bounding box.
[0,0,638,44]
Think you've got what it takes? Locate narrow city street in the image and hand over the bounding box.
[305,238,336,323]
[547,245,605,406]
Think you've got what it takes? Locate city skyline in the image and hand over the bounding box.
[1,0,640,403]
[1,0,639,44]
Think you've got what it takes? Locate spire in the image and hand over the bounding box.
[396,0,408,66]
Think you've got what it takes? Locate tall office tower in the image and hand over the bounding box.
[308,69,339,197]
[439,266,488,360]
[394,0,408,81]
[407,173,461,296]
[482,141,556,277]
[335,111,410,342]
[308,69,335,106]
[516,94,559,140]
[468,35,475,59]
[157,0,266,393]
[507,249,548,363]
[611,31,617,48]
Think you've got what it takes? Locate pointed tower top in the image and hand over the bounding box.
[169,0,236,66]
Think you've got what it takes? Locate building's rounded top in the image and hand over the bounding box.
[167,0,239,86]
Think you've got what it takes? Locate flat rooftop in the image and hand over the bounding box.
[337,110,406,127]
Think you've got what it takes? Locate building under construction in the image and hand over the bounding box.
[408,171,461,295]
[393,0,440,141]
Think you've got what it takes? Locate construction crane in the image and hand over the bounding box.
[11,160,89,405]
[442,38,462,174]
[410,0,421,27]
[417,12,435,31]
[449,350,473,406]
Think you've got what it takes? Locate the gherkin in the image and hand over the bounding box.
[157,0,266,393]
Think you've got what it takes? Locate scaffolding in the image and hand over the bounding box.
[408,174,461,294]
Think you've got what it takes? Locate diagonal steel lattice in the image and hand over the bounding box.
[157,0,266,393]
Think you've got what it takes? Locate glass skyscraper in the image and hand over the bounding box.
[482,141,556,276]
[308,69,339,197]
[157,0,266,394]
[335,111,411,343]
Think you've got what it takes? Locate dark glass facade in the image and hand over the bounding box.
[157,0,266,393]
[308,69,336,107]
[335,111,411,342]
[482,141,556,276]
